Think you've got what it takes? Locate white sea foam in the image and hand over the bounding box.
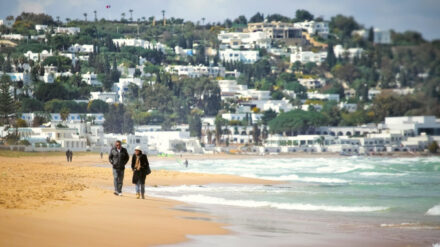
[380,222,440,230]
[156,194,388,212]
[426,204,440,216]
[359,172,406,177]
[257,174,350,184]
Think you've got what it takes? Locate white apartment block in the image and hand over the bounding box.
[290,47,327,64]
[219,49,260,64]
[165,64,225,78]
[218,80,248,100]
[218,31,271,50]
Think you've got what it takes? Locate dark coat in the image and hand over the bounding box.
[108,147,129,170]
[131,153,151,184]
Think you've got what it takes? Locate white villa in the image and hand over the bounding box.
[165,64,225,78]
[290,47,327,64]
[219,49,260,64]
[218,31,271,50]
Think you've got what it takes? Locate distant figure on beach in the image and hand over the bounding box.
[100,152,103,159]
[65,149,72,162]
[184,159,189,168]
[108,140,129,196]
[131,146,151,199]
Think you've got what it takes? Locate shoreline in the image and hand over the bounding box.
[0,153,277,247]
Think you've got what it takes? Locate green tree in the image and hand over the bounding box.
[428,141,439,153]
[0,74,15,125]
[268,110,327,135]
[294,9,314,22]
[87,99,109,113]
[59,107,70,122]
[262,109,278,125]
[188,113,202,139]
[249,12,264,23]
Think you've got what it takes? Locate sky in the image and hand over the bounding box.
[0,0,440,40]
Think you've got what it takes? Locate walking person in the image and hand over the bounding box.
[108,140,129,196]
[65,149,71,162]
[69,150,73,162]
[131,146,151,199]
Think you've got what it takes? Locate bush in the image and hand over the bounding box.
[428,141,439,153]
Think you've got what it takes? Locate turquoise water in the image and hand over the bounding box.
[137,156,440,246]
[147,156,440,224]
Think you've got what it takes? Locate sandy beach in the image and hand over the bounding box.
[0,152,276,247]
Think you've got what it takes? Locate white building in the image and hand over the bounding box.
[165,64,225,78]
[368,89,381,100]
[112,38,167,52]
[294,20,329,37]
[338,102,358,112]
[352,29,392,44]
[219,49,260,64]
[1,34,26,40]
[90,92,118,104]
[307,92,340,102]
[218,31,271,50]
[24,49,53,62]
[298,78,326,89]
[35,24,48,32]
[174,46,194,57]
[382,116,440,136]
[246,99,293,113]
[290,47,327,64]
[333,45,364,59]
[217,80,248,100]
[0,18,14,28]
[55,27,80,35]
[82,72,102,86]
[222,113,263,123]
[112,77,143,103]
[67,44,94,53]
[373,29,391,44]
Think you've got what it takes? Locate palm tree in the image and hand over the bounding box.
[201,17,205,26]
[121,12,126,22]
[93,10,97,21]
[56,16,60,24]
[161,10,166,26]
[142,16,146,23]
[83,13,87,22]
[65,18,71,23]
[129,9,133,22]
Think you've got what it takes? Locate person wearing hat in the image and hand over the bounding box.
[131,146,151,199]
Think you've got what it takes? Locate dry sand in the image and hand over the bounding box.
[0,152,277,247]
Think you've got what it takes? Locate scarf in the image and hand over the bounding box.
[135,155,141,171]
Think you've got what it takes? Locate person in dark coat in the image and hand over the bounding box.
[65,149,70,162]
[108,140,129,196]
[131,146,151,199]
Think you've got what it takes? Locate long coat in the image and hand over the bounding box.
[131,153,151,184]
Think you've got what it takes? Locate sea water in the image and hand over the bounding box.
[135,156,440,246]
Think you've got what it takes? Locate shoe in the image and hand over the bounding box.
[136,193,140,199]
[114,192,119,196]
[118,193,123,196]
[141,194,145,199]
